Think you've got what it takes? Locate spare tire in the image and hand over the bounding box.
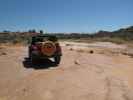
[41,41,56,56]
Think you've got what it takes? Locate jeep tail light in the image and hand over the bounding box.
[55,43,62,53]
[32,45,38,50]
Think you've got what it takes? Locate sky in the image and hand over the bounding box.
[0,0,133,33]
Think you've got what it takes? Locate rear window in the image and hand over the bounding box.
[31,36,58,44]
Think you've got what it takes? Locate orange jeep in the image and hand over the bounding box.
[28,35,62,65]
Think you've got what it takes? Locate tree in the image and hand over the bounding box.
[3,30,10,33]
[28,30,32,33]
[28,29,36,33]
[40,30,43,34]
[32,29,36,33]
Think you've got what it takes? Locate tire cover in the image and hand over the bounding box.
[41,41,56,56]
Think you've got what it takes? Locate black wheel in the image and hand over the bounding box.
[28,46,32,59]
[30,54,37,64]
[54,56,61,65]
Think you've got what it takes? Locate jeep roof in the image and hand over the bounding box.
[31,35,58,44]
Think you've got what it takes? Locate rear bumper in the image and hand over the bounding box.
[31,51,62,59]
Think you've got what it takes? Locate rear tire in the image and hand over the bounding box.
[28,46,32,59]
[30,55,36,64]
[54,56,61,65]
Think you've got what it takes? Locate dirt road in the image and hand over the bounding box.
[0,42,133,100]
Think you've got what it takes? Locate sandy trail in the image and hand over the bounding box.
[0,42,133,100]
